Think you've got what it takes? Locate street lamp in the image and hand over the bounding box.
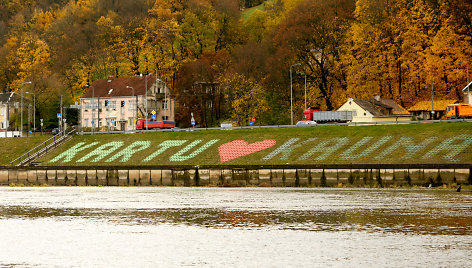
[20,81,32,137]
[24,91,35,135]
[126,85,137,130]
[85,84,95,134]
[290,63,301,125]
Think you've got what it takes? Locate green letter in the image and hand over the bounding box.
[77,141,124,162]
[143,140,187,162]
[263,138,317,161]
[422,134,472,162]
[106,141,151,162]
[49,142,99,163]
[169,139,219,162]
[298,137,349,161]
[375,137,436,160]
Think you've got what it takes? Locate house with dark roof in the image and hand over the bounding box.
[337,95,411,122]
[408,99,458,120]
[80,76,174,131]
[0,92,21,130]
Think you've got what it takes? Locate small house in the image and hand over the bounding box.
[338,95,411,122]
[408,100,457,120]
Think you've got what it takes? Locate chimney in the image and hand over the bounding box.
[374,95,381,102]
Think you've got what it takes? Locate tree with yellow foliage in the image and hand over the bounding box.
[220,73,269,126]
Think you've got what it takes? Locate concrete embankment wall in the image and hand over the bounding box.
[0,166,470,187]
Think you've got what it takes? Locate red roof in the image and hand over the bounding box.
[82,76,157,98]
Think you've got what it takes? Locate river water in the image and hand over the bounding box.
[0,187,471,267]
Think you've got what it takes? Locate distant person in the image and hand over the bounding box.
[457,185,461,192]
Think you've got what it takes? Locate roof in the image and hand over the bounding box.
[351,97,410,117]
[408,100,458,112]
[0,92,21,103]
[462,81,472,92]
[81,76,165,98]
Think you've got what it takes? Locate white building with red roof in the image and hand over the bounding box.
[80,75,174,131]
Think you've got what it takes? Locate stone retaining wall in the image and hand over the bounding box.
[0,168,470,187]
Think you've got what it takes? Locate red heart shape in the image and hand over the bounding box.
[218,140,277,163]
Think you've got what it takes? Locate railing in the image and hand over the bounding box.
[77,118,472,135]
[9,128,77,166]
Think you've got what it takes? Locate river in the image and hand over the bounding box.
[0,187,471,267]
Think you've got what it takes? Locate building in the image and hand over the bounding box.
[80,76,174,131]
[408,100,458,120]
[338,95,411,122]
[462,81,472,105]
[0,92,21,130]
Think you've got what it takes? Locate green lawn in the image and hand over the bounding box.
[38,122,472,166]
[1,134,53,165]
[242,0,274,21]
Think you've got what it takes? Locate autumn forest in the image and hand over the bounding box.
[1,0,471,127]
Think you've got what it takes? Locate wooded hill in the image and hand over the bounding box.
[1,0,471,128]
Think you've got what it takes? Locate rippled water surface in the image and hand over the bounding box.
[0,187,471,267]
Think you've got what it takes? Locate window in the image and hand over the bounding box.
[162,100,168,110]
[162,116,169,120]
[129,117,134,126]
[128,100,137,111]
[84,119,88,127]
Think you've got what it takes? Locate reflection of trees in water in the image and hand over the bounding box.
[2,206,470,235]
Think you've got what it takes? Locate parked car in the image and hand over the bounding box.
[52,128,59,135]
[296,120,317,126]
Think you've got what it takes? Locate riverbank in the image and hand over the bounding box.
[36,122,472,166]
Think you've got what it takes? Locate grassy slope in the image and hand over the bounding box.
[38,122,472,166]
[1,135,53,165]
[242,0,274,21]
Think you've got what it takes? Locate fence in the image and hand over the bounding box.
[77,118,472,135]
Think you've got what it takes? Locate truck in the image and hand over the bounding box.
[301,108,356,123]
[446,103,472,119]
[136,119,175,130]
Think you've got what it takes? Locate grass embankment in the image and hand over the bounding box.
[38,122,472,167]
[241,0,274,21]
[1,135,53,165]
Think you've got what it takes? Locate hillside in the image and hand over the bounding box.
[1,0,471,129]
[37,122,472,167]
[0,135,52,165]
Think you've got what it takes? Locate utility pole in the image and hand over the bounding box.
[431,82,434,120]
[304,71,307,110]
[60,95,63,133]
[145,74,148,130]
[27,102,31,136]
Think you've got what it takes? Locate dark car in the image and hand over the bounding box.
[52,128,60,135]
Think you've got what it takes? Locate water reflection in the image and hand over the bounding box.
[1,188,471,267]
[1,190,471,235]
